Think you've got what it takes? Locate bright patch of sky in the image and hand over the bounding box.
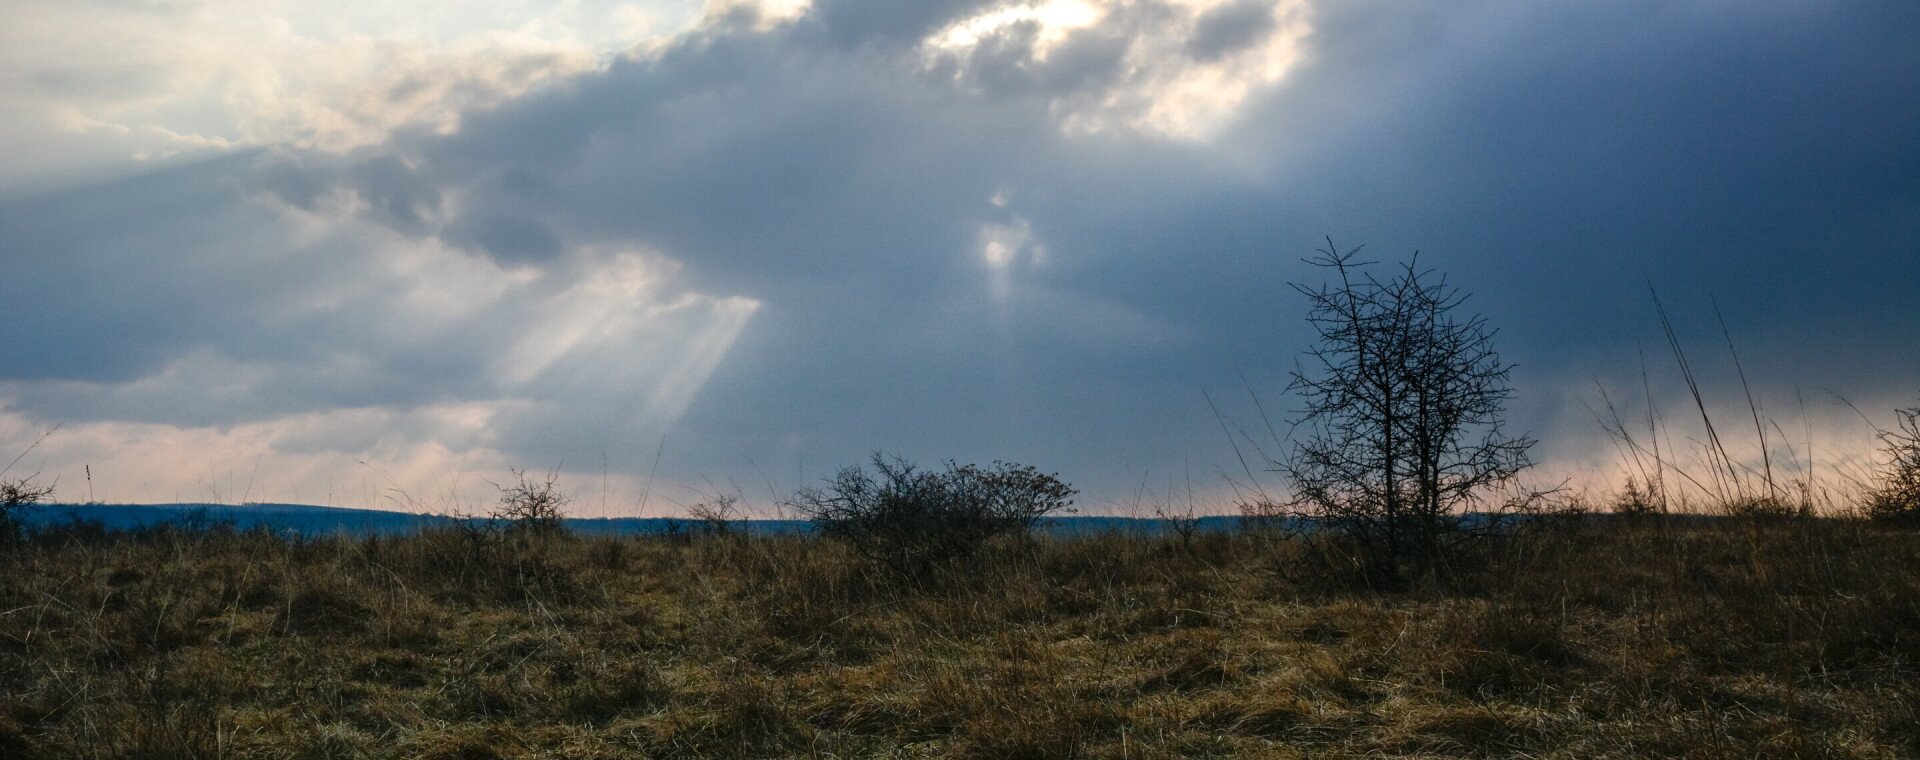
[0,0,706,194]
[921,0,1312,139]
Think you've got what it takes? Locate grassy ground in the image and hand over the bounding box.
[1,517,1916,758]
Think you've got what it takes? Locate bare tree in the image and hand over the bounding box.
[1248,240,1538,585]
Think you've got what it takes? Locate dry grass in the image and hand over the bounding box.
[1,516,1917,758]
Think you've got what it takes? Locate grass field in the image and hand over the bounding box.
[1,515,1917,758]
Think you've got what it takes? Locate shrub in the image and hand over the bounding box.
[1611,476,1662,517]
[490,468,568,535]
[687,493,742,536]
[0,475,55,545]
[786,453,1076,578]
[422,469,579,602]
[1867,401,1920,525]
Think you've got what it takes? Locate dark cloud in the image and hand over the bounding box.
[1217,1,1920,367]
[443,212,563,264]
[345,155,443,235]
[1185,0,1277,61]
[802,0,995,48]
[0,153,284,383]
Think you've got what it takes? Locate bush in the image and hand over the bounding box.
[1867,401,1920,525]
[786,453,1076,578]
[490,468,567,535]
[687,493,742,536]
[1611,476,1662,517]
[0,475,55,545]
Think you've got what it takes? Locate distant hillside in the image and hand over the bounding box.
[12,503,1243,537]
[15,503,453,535]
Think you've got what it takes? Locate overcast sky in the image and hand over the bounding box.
[3,0,1916,515]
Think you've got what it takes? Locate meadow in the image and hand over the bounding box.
[1,511,1916,758]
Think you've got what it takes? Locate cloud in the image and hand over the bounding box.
[1,0,1916,512]
[915,0,1313,138]
[0,0,685,197]
[0,150,756,498]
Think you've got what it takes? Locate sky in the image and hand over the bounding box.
[2,0,1917,516]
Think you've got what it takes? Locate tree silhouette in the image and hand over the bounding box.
[1254,239,1536,585]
